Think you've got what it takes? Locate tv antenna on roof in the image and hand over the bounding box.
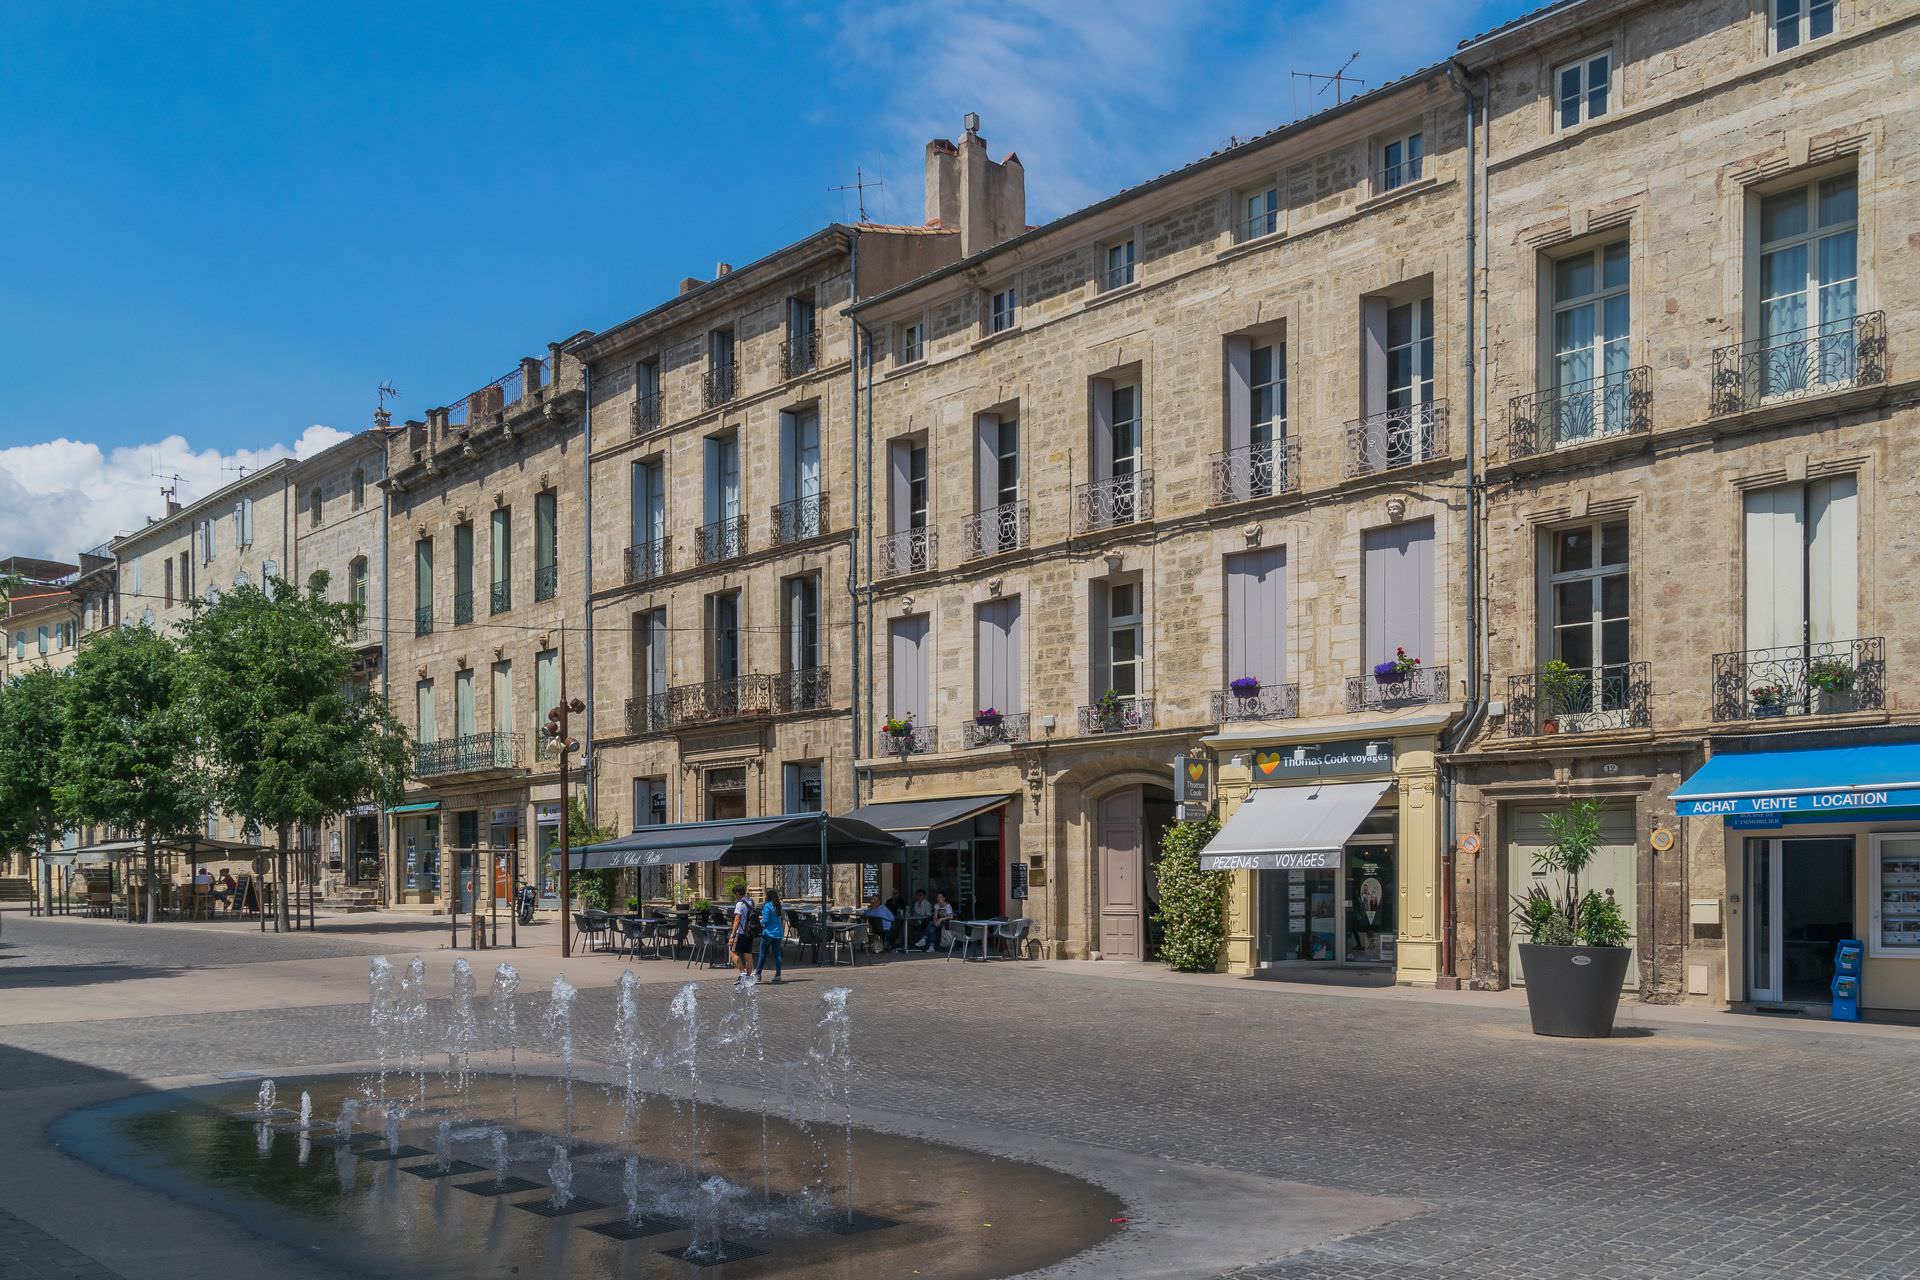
[151,470,183,507]
[1291,52,1364,114]
[375,380,401,428]
[830,167,884,223]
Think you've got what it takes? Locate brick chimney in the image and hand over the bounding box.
[925,113,1026,257]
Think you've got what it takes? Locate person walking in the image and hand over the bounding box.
[755,890,786,983]
[729,883,757,988]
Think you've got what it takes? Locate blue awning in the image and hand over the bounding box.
[1672,743,1920,817]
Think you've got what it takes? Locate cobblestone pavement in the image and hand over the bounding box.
[0,1207,119,1280]
[4,917,1920,1278]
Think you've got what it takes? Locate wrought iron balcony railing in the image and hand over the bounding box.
[1711,312,1886,416]
[1508,367,1651,459]
[782,329,819,378]
[1211,439,1300,505]
[1080,696,1153,735]
[694,515,747,565]
[703,364,737,409]
[415,732,522,778]
[1211,683,1300,723]
[489,581,511,615]
[1101,261,1135,291]
[453,590,473,626]
[1712,637,1885,722]
[534,563,557,603]
[878,526,936,578]
[625,692,668,736]
[414,605,433,637]
[771,492,828,545]
[882,723,939,757]
[962,501,1029,560]
[1346,400,1447,477]
[630,390,662,434]
[1345,664,1450,712]
[1505,662,1651,736]
[772,667,832,715]
[1073,472,1154,534]
[665,674,775,727]
[626,536,670,583]
[963,712,1030,748]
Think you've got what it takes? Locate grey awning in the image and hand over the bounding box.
[1198,780,1392,871]
[561,812,904,873]
[843,794,1012,849]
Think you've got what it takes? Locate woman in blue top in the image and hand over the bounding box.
[755,890,786,982]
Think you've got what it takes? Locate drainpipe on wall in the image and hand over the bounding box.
[379,444,392,908]
[846,230,863,816]
[860,315,877,773]
[580,360,596,824]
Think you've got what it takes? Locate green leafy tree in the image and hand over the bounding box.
[56,626,203,921]
[566,796,620,910]
[1153,811,1228,972]
[0,668,69,904]
[176,573,411,930]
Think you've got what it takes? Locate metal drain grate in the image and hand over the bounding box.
[516,1197,608,1218]
[454,1176,544,1197]
[660,1241,766,1267]
[581,1215,685,1241]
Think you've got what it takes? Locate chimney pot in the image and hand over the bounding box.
[679,277,705,294]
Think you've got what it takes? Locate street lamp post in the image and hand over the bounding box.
[545,696,587,959]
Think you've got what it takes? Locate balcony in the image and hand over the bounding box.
[962,501,1029,560]
[1507,368,1651,460]
[878,527,936,578]
[772,666,832,714]
[626,536,671,584]
[703,364,737,410]
[1345,664,1450,712]
[771,492,828,545]
[1505,663,1651,737]
[453,590,473,626]
[1211,683,1300,723]
[1711,312,1886,416]
[625,692,667,736]
[630,390,662,434]
[963,712,1030,749]
[414,605,433,637]
[666,674,775,728]
[881,723,939,757]
[1711,637,1885,723]
[489,581,511,615]
[415,732,523,778]
[782,330,819,379]
[1073,472,1154,534]
[1210,440,1300,505]
[535,563,557,602]
[447,359,547,429]
[1345,401,1448,477]
[694,515,747,565]
[1080,695,1153,735]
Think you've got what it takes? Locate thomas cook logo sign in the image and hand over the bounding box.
[1250,742,1395,783]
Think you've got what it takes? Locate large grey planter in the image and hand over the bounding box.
[1517,943,1632,1038]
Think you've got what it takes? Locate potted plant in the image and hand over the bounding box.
[626,895,639,913]
[1374,647,1421,684]
[1537,658,1589,735]
[1512,800,1633,1037]
[974,705,1003,726]
[1229,675,1262,698]
[1808,657,1856,714]
[1094,688,1128,731]
[691,896,714,924]
[1749,683,1787,718]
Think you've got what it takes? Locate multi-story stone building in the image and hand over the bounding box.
[289,428,391,902]
[1450,0,1920,1015]
[852,90,1473,976]
[381,340,591,912]
[578,138,1003,900]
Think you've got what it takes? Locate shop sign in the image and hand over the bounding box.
[1010,861,1029,901]
[1174,755,1211,806]
[1248,742,1394,784]
[1727,814,1784,830]
[1198,849,1341,872]
[492,808,519,825]
[862,864,880,901]
[1676,786,1920,817]
[535,804,562,822]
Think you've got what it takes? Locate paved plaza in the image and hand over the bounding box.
[2,910,1918,1279]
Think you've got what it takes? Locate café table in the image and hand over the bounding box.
[949,919,1007,962]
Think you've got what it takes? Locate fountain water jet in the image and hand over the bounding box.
[368,957,397,1102]
[540,975,578,1136]
[547,1144,573,1210]
[808,987,856,1224]
[446,958,478,1116]
[490,1129,509,1187]
[610,970,647,1145]
[434,1119,453,1172]
[488,964,520,1126]
[665,983,701,1175]
[401,957,429,1104]
[255,1079,278,1118]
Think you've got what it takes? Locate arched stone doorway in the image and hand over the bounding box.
[1094,783,1175,960]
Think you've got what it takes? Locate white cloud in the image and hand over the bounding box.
[0,425,350,561]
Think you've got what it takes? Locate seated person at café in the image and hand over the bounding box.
[214,869,237,909]
[193,867,214,892]
[908,889,934,949]
[924,892,956,951]
[861,895,896,952]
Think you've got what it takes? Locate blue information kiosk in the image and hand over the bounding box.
[1831,938,1864,1022]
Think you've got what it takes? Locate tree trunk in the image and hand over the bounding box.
[276,823,291,933]
[144,830,157,923]
[40,822,56,917]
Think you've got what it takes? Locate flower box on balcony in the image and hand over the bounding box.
[1375,649,1422,684]
[1229,677,1261,698]
[974,708,1002,727]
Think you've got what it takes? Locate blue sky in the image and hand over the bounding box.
[0,0,1530,557]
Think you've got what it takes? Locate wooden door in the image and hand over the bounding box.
[1097,788,1143,959]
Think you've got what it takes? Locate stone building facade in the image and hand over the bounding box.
[381,341,591,912]
[1450,0,1920,1014]
[851,89,1474,976]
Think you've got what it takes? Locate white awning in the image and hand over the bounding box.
[1198,780,1392,871]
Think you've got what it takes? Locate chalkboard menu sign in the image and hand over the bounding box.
[861,863,880,901]
[1009,861,1029,901]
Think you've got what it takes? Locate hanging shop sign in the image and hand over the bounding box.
[1174,755,1211,806]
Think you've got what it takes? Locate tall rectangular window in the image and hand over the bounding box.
[1386,299,1435,409]
[491,660,513,737]
[779,408,822,541]
[708,591,741,682]
[1241,186,1279,241]
[1745,477,1857,652]
[709,327,734,373]
[633,358,661,429]
[533,649,559,741]
[705,434,741,524]
[1543,521,1629,673]
[416,679,437,744]
[889,615,930,725]
[1251,342,1286,448]
[990,286,1018,334]
[1103,239,1136,290]
[1758,173,1857,395]
[1381,132,1423,190]
[164,557,174,607]
[637,608,667,707]
[1772,0,1834,52]
[975,597,1023,714]
[1555,52,1611,127]
[455,668,476,739]
[453,524,474,624]
[1362,520,1436,672]
[1094,580,1143,699]
[490,508,512,613]
[1225,548,1287,690]
[887,437,929,537]
[534,490,557,601]
[414,538,434,634]
[784,575,820,673]
[1551,240,1631,440]
[787,296,817,373]
[898,321,925,365]
[995,419,1020,506]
